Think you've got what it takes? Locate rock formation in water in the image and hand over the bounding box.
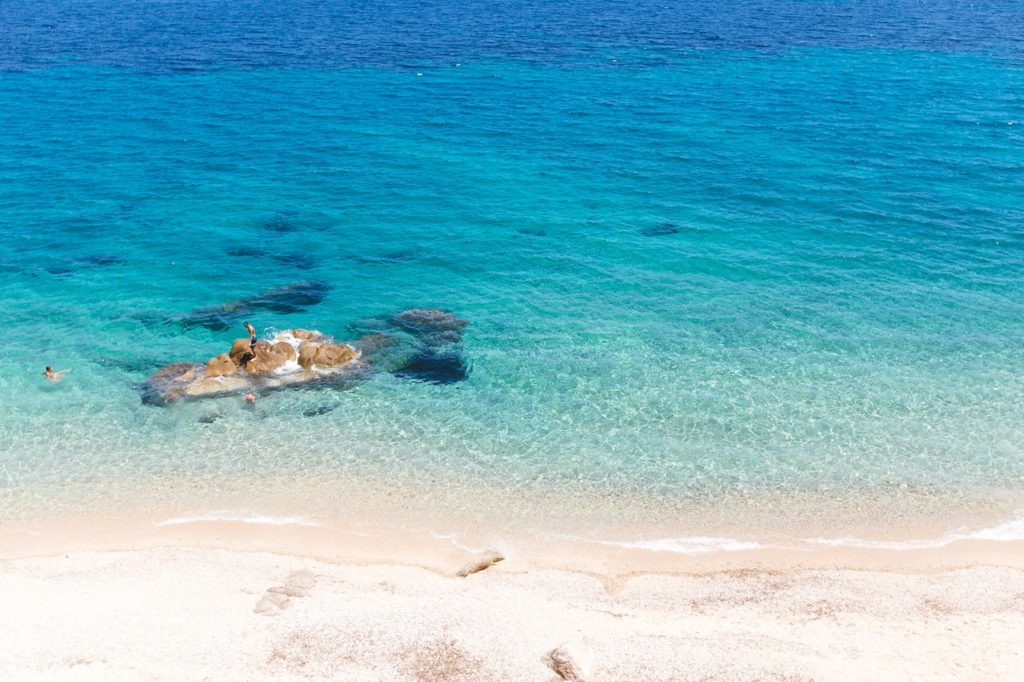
[388,308,471,384]
[143,328,363,405]
[142,309,471,404]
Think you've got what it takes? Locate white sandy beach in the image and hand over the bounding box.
[1,520,1023,681]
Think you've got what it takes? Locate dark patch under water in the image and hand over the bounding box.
[93,355,166,375]
[392,349,470,385]
[257,211,333,234]
[226,247,316,270]
[302,404,336,418]
[262,212,300,233]
[390,309,469,341]
[177,280,331,331]
[641,221,680,237]
[354,251,416,265]
[273,253,317,270]
[226,247,270,258]
[47,254,127,275]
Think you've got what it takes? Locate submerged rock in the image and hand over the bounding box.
[177,280,331,331]
[141,362,202,405]
[392,349,469,385]
[354,250,416,265]
[226,246,270,258]
[351,332,398,357]
[225,247,317,270]
[641,221,680,237]
[387,309,471,384]
[47,254,127,275]
[391,308,469,340]
[262,212,300,233]
[273,253,317,270]
[302,405,336,418]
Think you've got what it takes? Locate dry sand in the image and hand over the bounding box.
[1,519,1023,681]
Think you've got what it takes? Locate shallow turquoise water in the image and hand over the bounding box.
[2,4,1024,534]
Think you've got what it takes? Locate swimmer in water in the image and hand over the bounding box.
[43,366,70,381]
[245,392,256,404]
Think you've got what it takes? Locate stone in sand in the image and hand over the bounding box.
[455,550,505,578]
[268,570,316,598]
[253,591,292,616]
[542,641,595,682]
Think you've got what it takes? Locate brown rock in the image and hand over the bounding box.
[228,338,254,364]
[455,550,505,578]
[183,374,250,398]
[242,341,290,375]
[312,343,358,368]
[289,329,323,342]
[143,362,202,405]
[542,642,595,682]
[273,341,297,362]
[205,353,236,377]
[149,362,197,383]
[297,341,321,369]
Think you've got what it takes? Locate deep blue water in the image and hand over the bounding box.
[1,1,1023,535]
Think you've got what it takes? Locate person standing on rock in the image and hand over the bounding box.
[242,321,260,366]
[244,321,258,351]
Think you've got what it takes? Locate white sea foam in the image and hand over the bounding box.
[272,359,303,375]
[154,511,323,527]
[598,536,762,554]
[428,531,487,554]
[806,513,1024,550]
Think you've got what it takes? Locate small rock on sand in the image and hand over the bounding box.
[269,570,316,597]
[253,591,291,616]
[455,550,504,578]
[255,570,316,614]
[542,641,595,682]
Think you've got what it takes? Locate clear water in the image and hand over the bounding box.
[2,0,1023,538]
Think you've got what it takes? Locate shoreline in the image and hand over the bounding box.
[2,519,1022,680]
[4,512,1024,576]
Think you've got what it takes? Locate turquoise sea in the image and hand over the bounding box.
[2,1,1023,544]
